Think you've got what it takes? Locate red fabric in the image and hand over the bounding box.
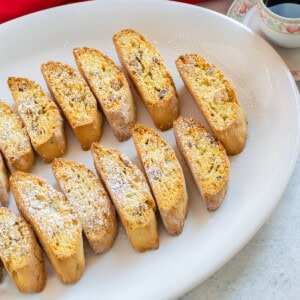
[0,0,89,24]
[0,0,209,24]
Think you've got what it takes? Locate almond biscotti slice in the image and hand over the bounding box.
[175,54,247,155]
[52,158,118,253]
[0,207,46,292]
[113,29,179,131]
[41,61,102,150]
[91,143,158,252]
[73,47,136,141]
[0,153,9,207]
[173,117,230,211]
[10,172,85,284]
[131,123,188,236]
[8,77,67,163]
[0,100,34,172]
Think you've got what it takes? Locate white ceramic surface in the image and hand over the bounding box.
[0,1,299,299]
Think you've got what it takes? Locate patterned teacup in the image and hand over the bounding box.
[257,0,300,48]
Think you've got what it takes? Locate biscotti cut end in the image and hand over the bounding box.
[7,76,67,163]
[52,158,118,253]
[175,54,247,155]
[0,99,35,172]
[215,84,247,155]
[73,110,102,150]
[0,207,46,293]
[127,208,159,252]
[73,47,136,141]
[91,143,159,252]
[113,29,179,131]
[41,61,102,150]
[11,151,35,173]
[173,117,230,211]
[10,171,85,284]
[131,123,188,236]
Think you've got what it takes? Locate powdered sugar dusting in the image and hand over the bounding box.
[74,47,129,111]
[9,77,61,145]
[41,61,98,126]
[53,159,112,238]
[13,173,80,256]
[0,101,32,160]
[94,146,154,224]
[174,117,229,193]
[0,208,31,263]
[176,54,236,130]
[133,125,185,210]
[114,29,175,104]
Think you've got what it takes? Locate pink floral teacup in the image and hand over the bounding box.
[257,0,300,48]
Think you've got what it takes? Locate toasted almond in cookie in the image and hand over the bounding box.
[41,61,102,150]
[0,207,46,292]
[176,54,247,155]
[131,123,188,236]
[91,143,158,252]
[0,99,34,172]
[52,158,118,253]
[10,172,85,284]
[8,76,66,163]
[113,29,179,131]
[173,117,230,211]
[73,47,135,141]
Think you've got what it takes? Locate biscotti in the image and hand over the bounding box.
[0,207,46,292]
[41,61,102,150]
[73,47,136,141]
[0,99,34,172]
[91,143,158,252]
[52,158,118,253]
[173,117,230,211]
[0,153,9,207]
[175,54,247,155]
[131,123,188,236]
[113,29,179,131]
[10,172,85,284]
[8,76,66,163]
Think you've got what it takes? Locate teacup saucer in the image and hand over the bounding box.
[228,0,300,81]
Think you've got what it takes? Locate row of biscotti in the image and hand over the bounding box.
[0,132,179,292]
[0,118,230,293]
[0,49,134,192]
[0,38,141,203]
[0,160,117,292]
[1,29,247,171]
[0,27,178,207]
[0,123,177,291]
[0,46,133,173]
[114,29,247,155]
[0,27,176,170]
[0,98,29,282]
[1,54,126,166]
